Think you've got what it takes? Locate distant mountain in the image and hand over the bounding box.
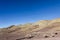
[1,18,60,40]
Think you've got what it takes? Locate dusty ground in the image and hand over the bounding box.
[1,18,60,40]
[24,38,60,40]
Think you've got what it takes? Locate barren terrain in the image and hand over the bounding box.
[1,18,60,40]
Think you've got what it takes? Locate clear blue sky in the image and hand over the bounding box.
[0,0,60,28]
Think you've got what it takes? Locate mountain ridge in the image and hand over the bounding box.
[1,18,60,40]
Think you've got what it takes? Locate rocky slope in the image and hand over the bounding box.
[1,18,60,40]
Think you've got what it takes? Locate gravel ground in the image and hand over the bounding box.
[24,37,60,40]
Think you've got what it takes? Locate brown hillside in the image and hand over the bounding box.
[1,18,60,40]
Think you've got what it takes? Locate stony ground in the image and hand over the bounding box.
[1,18,60,40]
[24,38,60,40]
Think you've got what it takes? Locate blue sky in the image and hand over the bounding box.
[0,0,60,28]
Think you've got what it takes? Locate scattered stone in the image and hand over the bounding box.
[44,35,49,38]
[55,33,58,35]
[52,36,55,37]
